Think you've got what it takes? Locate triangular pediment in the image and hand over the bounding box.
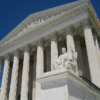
[0,0,99,47]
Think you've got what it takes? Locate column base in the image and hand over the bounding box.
[37,68,100,100]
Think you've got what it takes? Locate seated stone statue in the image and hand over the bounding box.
[53,47,77,73]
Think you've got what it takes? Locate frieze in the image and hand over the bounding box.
[3,11,67,45]
[1,0,99,47]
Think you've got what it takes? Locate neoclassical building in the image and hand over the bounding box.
[0,0,100,100]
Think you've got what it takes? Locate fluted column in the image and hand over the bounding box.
[9,50,20,100]
[36,38,44,100]
[65,26,75,52]
[1,54,11,100]
[74,35,84,76]
[51,32,58,70]
[82,19,100,87]
[0,57,3,75]
[32,52,36,100]
[21,45,31,100]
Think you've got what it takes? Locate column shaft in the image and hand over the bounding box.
[1,54,10,100]
[75,36,84,76]
[65,26,75,52]
[83,20,100,87]
[9,51,20,100]
[51,33,58,70]
[32,53,36,100]
[36,38,44,100]
[21,45,31,100]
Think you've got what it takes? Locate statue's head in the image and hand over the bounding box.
[62,47,66,54]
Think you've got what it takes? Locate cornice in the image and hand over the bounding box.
[0,0,90,46]
[0,5,90,47]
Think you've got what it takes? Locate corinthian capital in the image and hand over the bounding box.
[24,44,32,52]
[82,18,91,28]
[37,37,44,47]
[50,32,58,41]
[13,49,21,56]
[5,53,11,60]
[65,25,74,35]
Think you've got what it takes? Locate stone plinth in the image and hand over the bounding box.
[37,68,100,100]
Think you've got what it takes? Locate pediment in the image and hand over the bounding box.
[0,0,99,47]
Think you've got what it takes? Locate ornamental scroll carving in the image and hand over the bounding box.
[53,47,77,74]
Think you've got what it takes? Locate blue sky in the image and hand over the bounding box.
[0,0,100,87]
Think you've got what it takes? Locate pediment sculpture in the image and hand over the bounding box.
[53,47,77,74]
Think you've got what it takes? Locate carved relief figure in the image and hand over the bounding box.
[53,47,77,73]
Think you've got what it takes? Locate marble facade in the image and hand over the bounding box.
[0,0,100,100]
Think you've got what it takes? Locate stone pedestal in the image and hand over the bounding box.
[37,68,100,100]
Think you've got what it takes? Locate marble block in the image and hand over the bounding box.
[37,68,100,100]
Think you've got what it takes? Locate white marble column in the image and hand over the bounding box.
[32,52,36,100]
[20,45,31,100]
[1,54,11,100]
[74,35,84,76]
[0,57,3,75]
[36,38,44,100]
[82,19,100,87]
[65,26,75,52]
[9,50,20,100]
[51,32,58,70]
